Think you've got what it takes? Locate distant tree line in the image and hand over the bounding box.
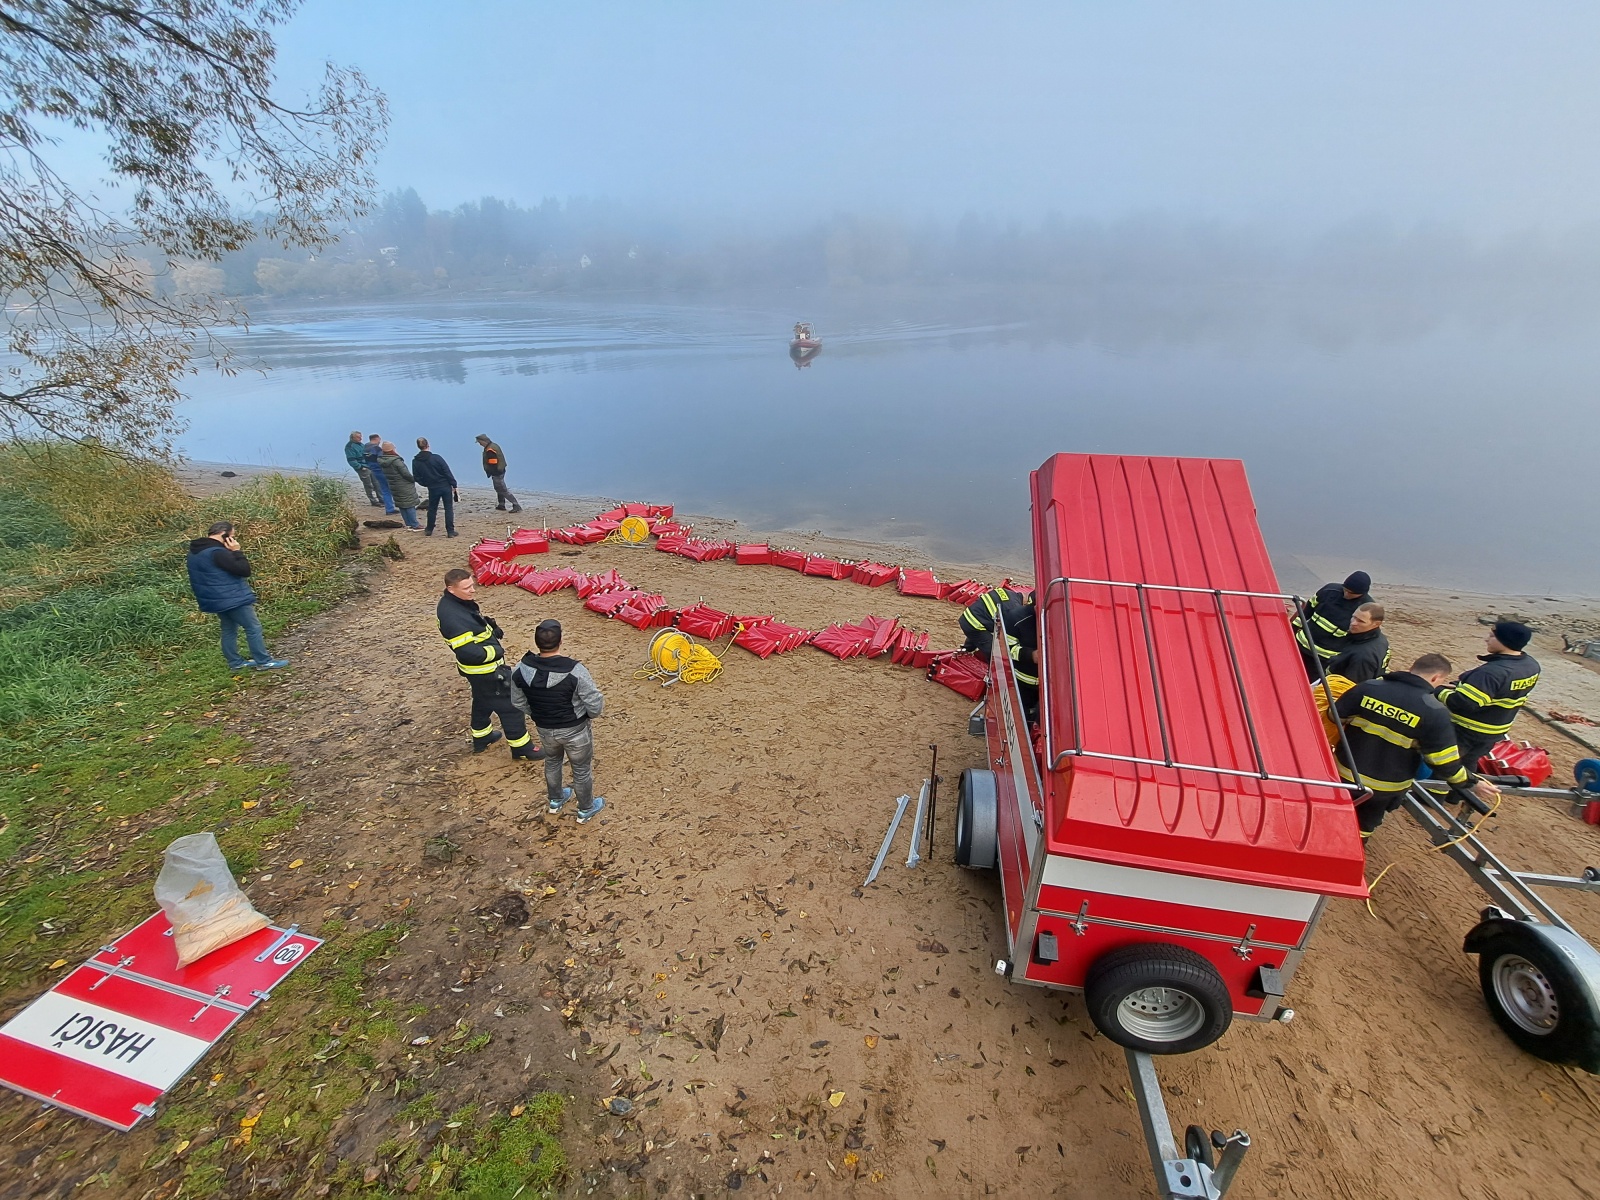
[201,188,1600,308]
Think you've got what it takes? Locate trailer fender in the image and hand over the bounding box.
[1463,918,1600,1074]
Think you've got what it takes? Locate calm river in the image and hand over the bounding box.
[178,288,1597,595]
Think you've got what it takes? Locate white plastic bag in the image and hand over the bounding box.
[154,832,270,966]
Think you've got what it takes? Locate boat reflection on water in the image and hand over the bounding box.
[790,321,822,369]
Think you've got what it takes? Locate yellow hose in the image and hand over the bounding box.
[635,627,731,686]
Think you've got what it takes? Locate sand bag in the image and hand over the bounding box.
[154,832,270,967]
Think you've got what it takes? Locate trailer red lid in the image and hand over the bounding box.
[1031,454,1368,899]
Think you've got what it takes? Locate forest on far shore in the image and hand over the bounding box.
[170,187,1600,307]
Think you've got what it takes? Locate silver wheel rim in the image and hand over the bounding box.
[1492,955,1560,1036]
[1117,986,1206,1042]
[956,800,968,853]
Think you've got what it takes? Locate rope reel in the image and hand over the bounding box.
[635,627,734,686]
[602,516,653,545]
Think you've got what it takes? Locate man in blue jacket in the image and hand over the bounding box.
[186,522,289,672]
[344,430,383,507]
[363,433,396,513]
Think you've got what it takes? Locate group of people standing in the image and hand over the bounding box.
[1295,571,1542,834]
[343,431,522,537]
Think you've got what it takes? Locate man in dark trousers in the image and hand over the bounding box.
[512,619,606,824]
[436,568,541,760]
[364,433,396,513]
[474,433,521,512]
[412,437,460,537]
[345,430,383,507]
[1295,570,1374,679]
[1322,602,1391,684]
[186,521,289,672]
[958,586,1033,659]
[1439,621,1542,772]
[1332,652,1496,834]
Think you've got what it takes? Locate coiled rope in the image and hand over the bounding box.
[634,625,743,687]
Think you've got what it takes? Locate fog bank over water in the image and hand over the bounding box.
[179,282,1598,596]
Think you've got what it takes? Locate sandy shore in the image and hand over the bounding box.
[144,458,1600,1198]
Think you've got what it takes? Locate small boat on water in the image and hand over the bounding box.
[790,321,822,368]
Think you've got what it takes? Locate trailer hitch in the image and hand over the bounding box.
[1127,1048,1250,1198]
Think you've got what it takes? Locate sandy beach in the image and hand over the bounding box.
[21,461,1600,1198]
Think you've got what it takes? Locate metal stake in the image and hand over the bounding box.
[926,743,940,856]
[905,780,930,868]
[864,794,911,886]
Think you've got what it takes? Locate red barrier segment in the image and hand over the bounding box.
[897,568,944,598]
[733,620,815,658]
[677,602,737,639]
[516,567,584,595]
[850,561,898,587]
[736,544,773,565]
[926,651,988,699]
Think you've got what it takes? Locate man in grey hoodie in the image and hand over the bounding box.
[511,620,607,823]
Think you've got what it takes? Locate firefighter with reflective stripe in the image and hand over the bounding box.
[1438,620,1541,771]
[1333,652,1496,834]
[959,586,1034,659]
[1321,602,1390,685]
[437,568,542,760]
[1294,570,1373,679]
[1006,602,1040,723]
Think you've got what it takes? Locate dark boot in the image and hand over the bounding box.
[471,730,504,753]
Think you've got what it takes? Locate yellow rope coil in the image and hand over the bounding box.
[602,516,652,545]
[636,628,726,686]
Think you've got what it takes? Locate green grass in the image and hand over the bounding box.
[0,443,573,1197]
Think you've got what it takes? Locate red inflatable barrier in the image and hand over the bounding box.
[771,549,807,571]
[889,628,932,665]
[862,615,900,657]
[943,579,990,606]
[677,602,736,639]
[736,543,773,565]
[897,568,943,598]
[614,595,674,629]
[1483,740,1553,786]
[575,569,631,599]
[469,538,512,567]
[802,555,844,578]
[733,620,815,658]
[927,651,987,699]
[676,538,735,562]
[506,529,551,556]
[584,587,650,616]
[516,567,583,595]
[850,561,898,587]
[812,622,875,659]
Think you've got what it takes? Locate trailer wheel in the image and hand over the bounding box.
[1084,944,1233,1054]
[954,769,998,870]
[1477,927,1600,1066]
[1184,1125,1214,1170]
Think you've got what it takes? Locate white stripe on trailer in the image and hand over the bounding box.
[0,990,213,1091]
[1041,855,1320,922]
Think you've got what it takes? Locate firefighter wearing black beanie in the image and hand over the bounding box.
[1438,621,1541,771]
[1294,571,1375,679]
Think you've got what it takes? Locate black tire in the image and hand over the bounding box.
[1476,929,1600,1070]
[954,769,998,870]
[1084,943,1234,1055]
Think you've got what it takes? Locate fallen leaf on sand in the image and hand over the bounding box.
[173,1140,190,1156]
[510,1104,525,1117]
[543,886,557,896]
[240,800,258,809]
[828,1091,845,1107]
[47,959,67,970]
[288,859,304,869]
[204,758,222,765]
[843,1151,860,1168]
[864,1036,878,1049]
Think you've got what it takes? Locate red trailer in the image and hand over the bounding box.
[958,453,1368,1054]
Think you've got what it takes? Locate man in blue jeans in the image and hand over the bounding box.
[364,433,396,513]
[186,521,289,672]
[344,430,383,507]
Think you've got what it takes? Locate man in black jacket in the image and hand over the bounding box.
[1295,570,1374,679]
[1333,652,1496,834]
[413,438,459,537]
[512,619,606,824]
[1322,603,1390,684]
[1439,621,1542,771]
[437,569,541,760]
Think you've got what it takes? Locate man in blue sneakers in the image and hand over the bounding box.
[186,521,289,672]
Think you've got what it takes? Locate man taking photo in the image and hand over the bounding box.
[186,521,289,672]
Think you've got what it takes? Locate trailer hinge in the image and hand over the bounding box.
[1232,924,1257,960]
[1070,901,1090,936]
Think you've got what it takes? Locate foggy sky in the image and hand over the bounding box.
[275,2,1600,233]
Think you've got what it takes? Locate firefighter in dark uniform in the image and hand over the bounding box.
[1332,652,1497,834]
[959,586,1034,659]
[437,568,541,759]
[1294,570,1373,680]
[1438,621,1541,772]
[1007,602,1040,723]
[1322,602,1390,685]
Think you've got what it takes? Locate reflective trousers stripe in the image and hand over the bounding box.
[506,732,532,748]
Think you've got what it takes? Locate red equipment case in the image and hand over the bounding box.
[963,454,1367,1054]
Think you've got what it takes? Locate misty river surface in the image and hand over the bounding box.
[178,289,1597,595]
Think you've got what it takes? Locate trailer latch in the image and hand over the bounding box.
[1033,931,1060,965]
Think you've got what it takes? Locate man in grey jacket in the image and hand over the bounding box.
[511,619,607,823]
